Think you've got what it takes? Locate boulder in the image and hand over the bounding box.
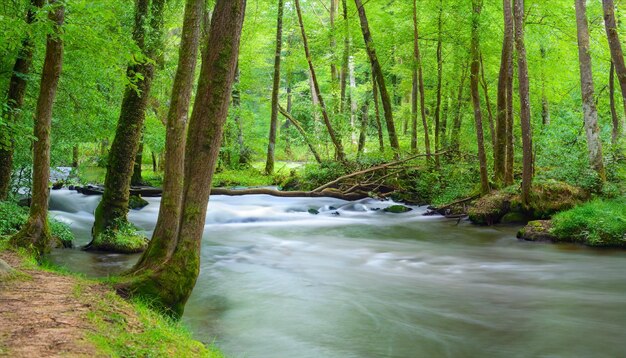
[517,220,557,242]
[128,195,149,210]
[468,191,512,225]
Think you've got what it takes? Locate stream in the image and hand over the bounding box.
[47,189,626,357]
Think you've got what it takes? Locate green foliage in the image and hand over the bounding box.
[48,219,74,248]
[212,167,275,188]
[551,198,626,247]
[300,161,351,190]
[0,201,29,236]
[86,292,223,358]
[92,219,148,254]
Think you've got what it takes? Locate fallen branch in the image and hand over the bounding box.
[278,106,322,164]
[434,194,479,211]
[312,151,448,193]
[210,187,367,201]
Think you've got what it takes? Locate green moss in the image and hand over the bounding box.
[91,219,148,254]
[383,205,413,213]
[468,191,512,225]
[128,195,149,210]
[551,198,626,247]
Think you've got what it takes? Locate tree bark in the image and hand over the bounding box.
[130,0,204,274]
[10,1,64,258]
[349,55,358,144]
[470,0,490,195]
[540,46,550,126]
[479,54,496,153]
[575,0,606,181]
[504,41,515,186]
[603,0,626,119]
[295,0,346,163]
[131,133,144,186]
[72,145,79,168]
[339,0,349,114]
[494,0,514,185]
[91,0,166,242]
[0,0,45,201]
[121,0,246,318]
[354,0,400,157]
[265,0,285,175]
[357,98,370,157]
[513,0,533,206]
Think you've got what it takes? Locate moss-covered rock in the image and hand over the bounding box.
[383,205,413,214]
[128,195,149,210]
[468,191,513,225]
[501,211,531,224]
[522,180,589,219]
[308,208,319,215]
[87,220,148,254]
[517,220,557,242]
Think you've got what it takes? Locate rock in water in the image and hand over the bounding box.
[308,208,320,215]
[129,195,149,210]
[517,220,556,242]
[383,205,413,214]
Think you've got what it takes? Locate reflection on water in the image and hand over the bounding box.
[48,189,626,357]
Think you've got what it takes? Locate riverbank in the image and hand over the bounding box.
[0,245,223,357]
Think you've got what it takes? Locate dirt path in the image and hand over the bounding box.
[0,252,101,357]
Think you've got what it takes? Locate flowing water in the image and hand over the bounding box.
[48,189,626,358]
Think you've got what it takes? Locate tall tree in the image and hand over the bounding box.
[90,0,166,243]
[504,44,515,186]
[434,0,444,166]
[265,0,285,175]
[330,0,339,83]
[10,1,64,257]
[372,70,384,152]
[121,0,246,318]
[339,0,349,114]
[494,0,514,184]
[131,0,204,274]
[513,0,533,206]
[609,62,622,144]
[0,0,45,201]
[450,62,468,151]
[295,0,346,163]
[603,0,626,119]
[412,0,431,157]
[540,45,550,126]
[354,0,400,156]
[575,0,606,181]
[470,0,490,195]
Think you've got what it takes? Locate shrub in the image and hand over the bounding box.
[551,198,626,247]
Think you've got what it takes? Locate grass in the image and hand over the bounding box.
[551,198,626,247]
[92,219,148,254]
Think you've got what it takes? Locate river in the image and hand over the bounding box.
[47,189,626,357]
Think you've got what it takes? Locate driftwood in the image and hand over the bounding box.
[210,188,367,201]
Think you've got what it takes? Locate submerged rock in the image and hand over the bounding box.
[383,205,413,214]
[517,220,556,242]
[129,195,149,210]
[308,209,319,215]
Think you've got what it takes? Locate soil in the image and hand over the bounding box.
[0,252,103,357]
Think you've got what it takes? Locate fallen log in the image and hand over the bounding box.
[210,187,368,201]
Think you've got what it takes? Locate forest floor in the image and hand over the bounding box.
[0,249,221,357]
[0,251,100,357]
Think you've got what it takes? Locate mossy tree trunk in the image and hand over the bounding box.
[494,0,514,185]
[575,0,606,181]
[609,62,621,145]
[10,1,64,258]
[0,0,44,201]
[265,0,284,175]
[513,0,533,206]
[295,0,346,163]
[470,0,491,196]
[131,132,145,186]
[371,68,384,152]
[131,0,204,274]
[355,0,400,157]
[603,0,626,120]
[120,0,246,318]
[90,0,165,244]
[504,35,515,186]
[434,0,443,167]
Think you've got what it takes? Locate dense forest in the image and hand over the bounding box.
[1,0,625,356]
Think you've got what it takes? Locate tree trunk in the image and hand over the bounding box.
[0,0,45,201]
[434,0,444,167]
[121,0,246,318]
[295,0,346,163]
[603,0,626,119]
[413,0,431,158]
[513,0,533,206]
[151,151,157,173]
[495,0,514,185]
[354,0,400,157]
[330,0,339,83]
[265,0,284,175]
[339,0,349,114]
[10,2,64,258]
[610,62,621,145]
[451,62,468,152]
[131,134,144,186]
[575,0,606,181]
[479,54,496,153]
[540,46,550,126]
[233,63,247,164]
[372,70,384,152]
[72,145,79,168]
[504,43,515,186]
[357,99,370,157]
[130,0,204,274]
[91,0,165,242]
[470,0,490,195]
[349,55,358,144]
